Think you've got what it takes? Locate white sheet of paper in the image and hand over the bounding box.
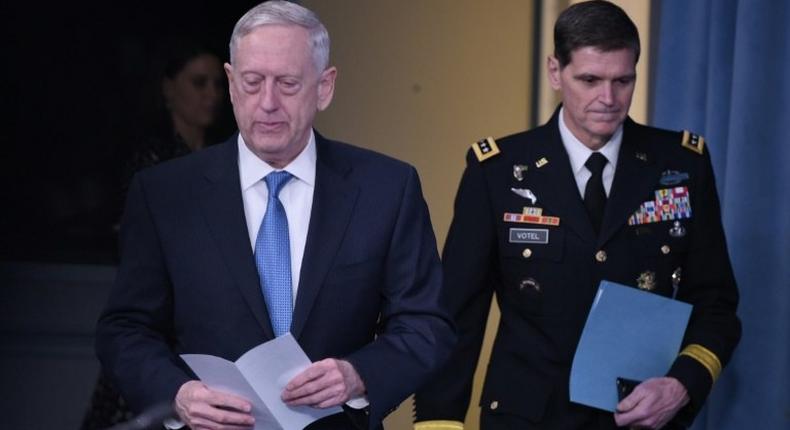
[180,353,280,429]
[182,333,342,430]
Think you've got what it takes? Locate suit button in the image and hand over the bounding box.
[595,250,607,263]
[661,245,671,255]
[490,400,499,410]
[522,248,533,259]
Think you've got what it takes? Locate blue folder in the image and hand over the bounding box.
[569,280,692,412]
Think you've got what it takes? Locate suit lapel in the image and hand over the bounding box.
[518,113,597,242]
[598,119,661,246]
[196,137,275,339]
[290,134,359,339]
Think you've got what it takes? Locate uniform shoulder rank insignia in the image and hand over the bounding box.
[681,130,705,155]
[471,136,501,162]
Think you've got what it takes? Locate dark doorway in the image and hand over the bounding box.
[2,1,259,264]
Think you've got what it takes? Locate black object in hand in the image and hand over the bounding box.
[616,377,641,402]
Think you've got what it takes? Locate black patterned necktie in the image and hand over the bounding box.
[584,152,608,234]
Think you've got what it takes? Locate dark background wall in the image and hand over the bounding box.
[1,2,256,428]
[1,263,115,428]
[1,0,257,264]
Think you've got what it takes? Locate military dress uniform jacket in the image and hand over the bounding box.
[414,109,741,429]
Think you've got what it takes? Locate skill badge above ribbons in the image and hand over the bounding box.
[628,186,692,226]
[660,170,690,186]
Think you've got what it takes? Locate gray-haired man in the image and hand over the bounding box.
[97,2,454,429]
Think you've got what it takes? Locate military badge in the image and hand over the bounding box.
[513,164,528,181]
[637,271,656,291]
[511,187,538,204]
[535,157,549,168]
[519,278,541,292]
[669,221,687,238]
[659,170,690,186]
[522,206,542,216]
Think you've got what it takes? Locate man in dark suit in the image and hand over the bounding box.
[96,2,454,429]
[414,1,740,429]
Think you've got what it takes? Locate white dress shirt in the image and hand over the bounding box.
[237,131,369,411]
[238,132,316,304]
[558,107,623,198]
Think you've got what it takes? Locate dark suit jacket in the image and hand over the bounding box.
[96,132,455,428]
[414,109,740,429]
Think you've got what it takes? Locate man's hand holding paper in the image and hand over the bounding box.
[180,334,343,430]
[614,376,690,429]
[282,358,366,409]
[174,380,255,429]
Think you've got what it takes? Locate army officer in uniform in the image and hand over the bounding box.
[414,1,740,429]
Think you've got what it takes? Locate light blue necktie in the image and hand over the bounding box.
[255,171,293,337]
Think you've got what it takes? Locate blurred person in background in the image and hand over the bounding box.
[126,36,229,177]
[82,36,230,430]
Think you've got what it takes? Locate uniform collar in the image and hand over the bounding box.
[558,106,623,175]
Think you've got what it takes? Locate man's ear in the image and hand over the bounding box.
[224,63,236,104]
[316,66,337,111]
[547,55,562,90]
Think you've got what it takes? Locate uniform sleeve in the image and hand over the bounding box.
[666,147,741,423]
[414,149,499,427]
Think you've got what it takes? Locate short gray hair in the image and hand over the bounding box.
[229,1,330,73]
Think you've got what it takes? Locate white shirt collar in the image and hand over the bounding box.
[238,130,317,190]
[558,106,623,174]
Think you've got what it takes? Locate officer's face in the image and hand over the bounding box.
[548,47,636,150]
[225,25,336,168]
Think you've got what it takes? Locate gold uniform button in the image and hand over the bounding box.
[595,250,607,263]
[522,248,533,259]
[661,245,671,255]
[490,400,499,410]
